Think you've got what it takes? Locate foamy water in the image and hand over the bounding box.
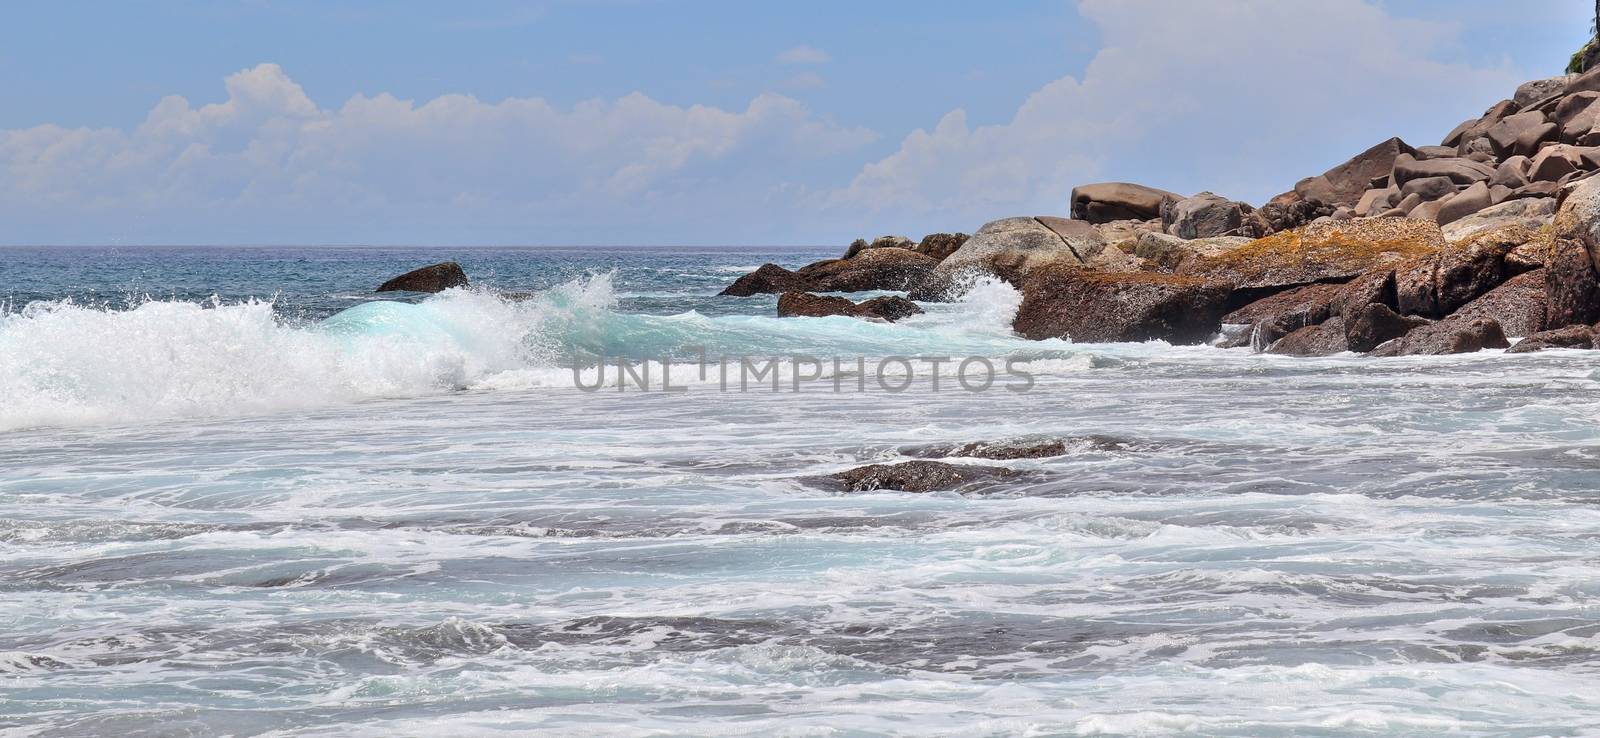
[4,247,1600,737]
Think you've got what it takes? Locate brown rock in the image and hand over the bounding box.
[845,235,914,258]
[1556,92,1600,140]
[1491,156,1532,189]
[723,248,938,296]
[1161,192,1259,239]
[915,233,969,261]
[1255,197,1337,234]
[376,261,469,293]
[720,263,808,296]
[1544,239,1600,327]
[1012,267,1230,344]
[1510,181,1564,200]
[1436,181,1493,226]
[1441,199,1555,243]
[1516,76,1575,107]
[1449,99,1519,152]
[1175,218,1443,293]
[1070,182,1181,223]
[796,248,938,292]
[1369,317,1510,356]
[1265,317,1348,356]
[1297,137,1419,206]
[1400,176,1458,202]
[1394,157,1496,187]
[1505,324,1595,353]
[1222,282,1344,329]
[776,292,923,322]
[1131,232,1251,271]
[831,460,1017,493]
[1487,111,1548,156]
[915,216,1102,299]
[1345,303,1429,352]
[1450,269,1546,337]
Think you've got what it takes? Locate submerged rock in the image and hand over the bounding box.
[831,460,1017,493]
[908,436,1134,460]
[377,261,469,293]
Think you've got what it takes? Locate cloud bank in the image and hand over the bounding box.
[0,1,1538,244]
[0,64,875,244]
[826,0,1524,235]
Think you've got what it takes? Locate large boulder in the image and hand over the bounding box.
[796,248,938,292]
[1542,176,1600,326]
[1528,144,1600,182]
[1161,192,1259,239]
[1175,218,1444,294]
[1400,175,1458,202]
[1506,324,1596,353]
[1450,270,1547,337]
[914,233,969,261]
[721,248,938,296]
[1554,92,1600,142]
[1132,232,1252,271]
[1255,196,1337,234]
[1486,110,1552,157]
[1515,75,1576,107]
[1219,282,1345,349]
[843,235,914,259]
[721,263,807,296]
[1265,317,1349,356]
[1440,199,1555,242]
[376,261,469,293]
[1294,137,1418,207]
[1070,182,1181,223]
[1436,181,1493,225]
[1012,267,1230,344]
[1446,99,1519,153]
[1369,317,1510,356]
[777,292,923,322]
[1393,157,1496,187]
[1544,239,1600,326]
[1391,225,1516,318]
[913,216,1103,299]
[832,460,1017,493]
[1344,303,1429,352]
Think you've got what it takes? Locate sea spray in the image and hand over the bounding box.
[0,270,1073,429]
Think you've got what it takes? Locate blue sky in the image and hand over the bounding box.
[0,0,1592,246]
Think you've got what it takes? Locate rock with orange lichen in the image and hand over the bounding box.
[1175,218,1446,292]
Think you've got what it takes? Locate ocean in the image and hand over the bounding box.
[4,246,1600,737]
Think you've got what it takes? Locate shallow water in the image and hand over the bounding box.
[4,247,1600,736]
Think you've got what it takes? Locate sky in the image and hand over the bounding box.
[0,0,1592,246]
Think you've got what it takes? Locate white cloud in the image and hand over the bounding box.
[0,64,877,244]
[776,45,831,65]
[827,0,1523,229]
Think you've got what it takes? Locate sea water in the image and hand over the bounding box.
[3,246,1600,736]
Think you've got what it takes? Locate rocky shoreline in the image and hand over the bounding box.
[719,68,1600,357]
